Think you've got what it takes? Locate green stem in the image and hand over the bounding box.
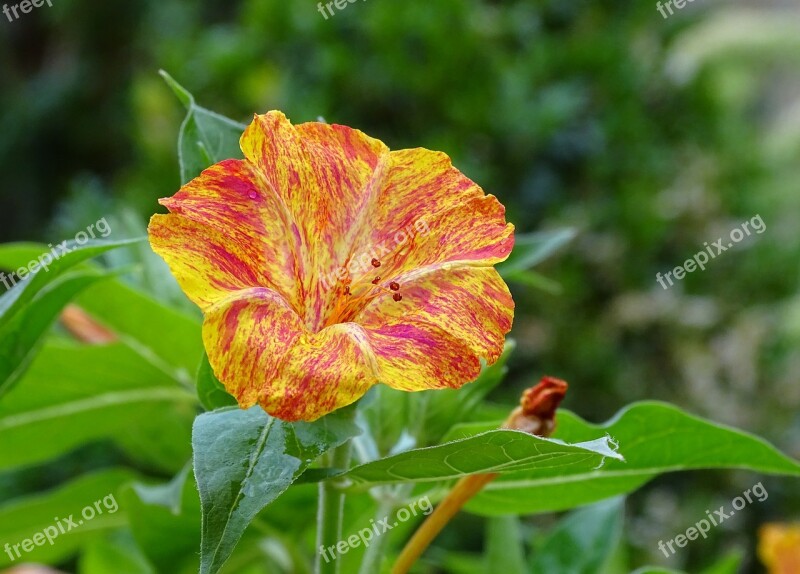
[315,440,352,574]
[357,495,399,574]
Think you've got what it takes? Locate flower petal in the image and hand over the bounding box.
[346,148,514,284]
[363,321,482,392]
[240,111,390,330]
[203,287,378,421]
[380,266,513,362]
[203,288,302,408]
[759,524,800,574]
[149,159,300,312]
[357,266,514,390]
[263,323,378,421]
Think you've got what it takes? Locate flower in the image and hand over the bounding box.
[149,111,514,421]
[759,523,800,574]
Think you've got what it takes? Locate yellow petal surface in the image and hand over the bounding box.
[240,112,390,332]
[149,159,300,312]
[356,266,513,390]
[202,287,377,421]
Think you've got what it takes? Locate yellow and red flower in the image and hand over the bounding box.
[149,111,514,421]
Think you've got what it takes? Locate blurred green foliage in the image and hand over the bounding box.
[1,0,799,572]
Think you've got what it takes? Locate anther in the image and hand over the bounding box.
[371,276,381,285]
[393,293,402,302]
[371,258,381,268]
[389,282,400,291]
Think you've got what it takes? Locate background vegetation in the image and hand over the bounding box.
[1,0,799,572]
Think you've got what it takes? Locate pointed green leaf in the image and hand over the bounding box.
[462,402,800,515]
[196,353,237,411]
[341,430,623,487]
[160,71,246,184]
[530,497,624,574]
[0,268,111,395]
[0,469,137,568]
[498,228,576,275]
[132,464,192,516]
[0,342,197,472]
[0,238,141,330]
[485,516,527,574]
[0,242,203,379]
[192,407,360,574]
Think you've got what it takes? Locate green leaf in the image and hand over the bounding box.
[132,463,192,516]
[0,243,204,386]
[196,353,237,411]
[75,277,203,379]
[0,469,137,567]
[0,268,111,395]
[127,468,202,574]
[497,228,576,275]
[79,531,155,574]
[341,429,623,487]
[699,550,744,574]
[192,406,361,574]
[0,341,197,472]
[160,70,246,184]
[0,238,141,331]
[500,269,563,294]
[0,242,203,380]
[529,497,624,574]
[485,516,527,574]
[462,402,800,515]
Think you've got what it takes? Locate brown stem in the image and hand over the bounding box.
[390,377,568,574]
[60,305,116,344]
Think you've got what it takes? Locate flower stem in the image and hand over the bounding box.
[357,496,399,574]
[392,474,495,574]
[316,440,353,574]
[391,377,569,574]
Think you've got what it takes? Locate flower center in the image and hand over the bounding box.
[324,258,403,327]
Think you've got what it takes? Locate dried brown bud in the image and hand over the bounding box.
[502,376,568,437]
